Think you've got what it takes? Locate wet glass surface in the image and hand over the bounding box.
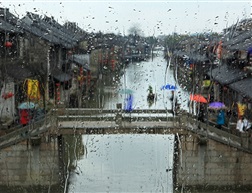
[68,134,175,193]
[1,1,252,193]
[100,51,189,111]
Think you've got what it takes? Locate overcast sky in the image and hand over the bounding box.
[1,0,251,36]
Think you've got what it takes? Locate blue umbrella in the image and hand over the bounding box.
[161,84,177,91]
[125,94,133,112]
[18,102,37,109]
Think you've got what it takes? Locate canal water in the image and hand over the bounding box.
[67,52,249,193]
[68,134,175,193]
[100,51,189,110]
[68,52,187,193]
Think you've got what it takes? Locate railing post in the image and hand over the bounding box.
[248,131,252,150]
[241,132,249,149]
[179,112,186,127]
[115,103,122,126]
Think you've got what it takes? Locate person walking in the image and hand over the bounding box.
[198,103,205,122]
[125,94,133,112]
[216,109,225,129]
[240,117,252,132]
[236,116,244,133]
[170,91,179,116]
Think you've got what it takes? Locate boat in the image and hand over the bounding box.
[147,93,155,101]
[147,85,156,102]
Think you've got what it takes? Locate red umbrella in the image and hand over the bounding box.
[190,94,208,103]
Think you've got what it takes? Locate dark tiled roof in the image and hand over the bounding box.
[223,31,250,45]
[45,16,82,42]
[0,8,22,33]
[207,64,248,85]
[18,17,59,45]
[18,12,78,48]
[0,18,22,32]
[228,37,252,51]
[229,77,252,99]
[222,29,252,51]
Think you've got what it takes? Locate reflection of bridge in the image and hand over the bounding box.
[1,106,252,191]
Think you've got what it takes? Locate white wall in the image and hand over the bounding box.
[0,79,15,120]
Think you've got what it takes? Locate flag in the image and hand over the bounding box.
[237,102,246,118]
[27,79,40,100]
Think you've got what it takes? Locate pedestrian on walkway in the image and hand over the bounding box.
[198,103,206,122]
[125,94,133,112]
[236,116,244,133]
[242,117,252,132]
[216,109,225,129]
[170,91,179,116]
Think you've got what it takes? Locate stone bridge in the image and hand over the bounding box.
[1,106,252,192]
[53,106,252,191]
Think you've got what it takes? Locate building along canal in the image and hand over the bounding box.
[2,52,252,193]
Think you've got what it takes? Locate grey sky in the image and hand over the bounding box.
[1,0,251,36]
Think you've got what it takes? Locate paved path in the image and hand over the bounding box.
[58,120,178,129]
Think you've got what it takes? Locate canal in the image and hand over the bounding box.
[86,50,190,110]
[66,52,249,193]
[68,134,175,193]
[67,51,189,192]
[101,52,189,110]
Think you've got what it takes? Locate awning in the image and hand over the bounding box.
[69,54,90,70]
[173,50,188,58]
[173,50,209,63]
[229,77,252,99]
[207,64,248,85]
[53,73,71,82]
[5,63,33,81]
[51,69,72,82]
[190,54,209,63]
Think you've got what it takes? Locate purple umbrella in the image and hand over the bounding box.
[248,47,252,55]
[208,102,226,110]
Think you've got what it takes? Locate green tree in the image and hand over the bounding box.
[128,23,143,36]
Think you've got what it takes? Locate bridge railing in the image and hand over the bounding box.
[180,112,252,151]
[54,108,252,152]
[53,107,176,123]
[2,106,252,151]
[0,113,53,150]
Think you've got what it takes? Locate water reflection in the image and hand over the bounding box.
[69,52,184,192]
[93,51,190,111]
[68,134,175,193]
